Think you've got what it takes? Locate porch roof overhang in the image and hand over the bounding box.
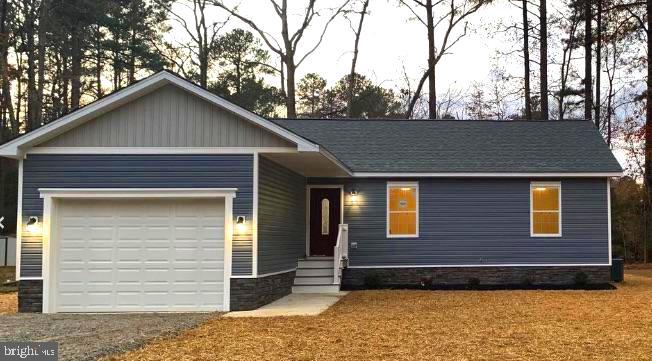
[261,151,352,177]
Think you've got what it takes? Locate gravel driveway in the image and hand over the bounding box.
[0,312,218,361]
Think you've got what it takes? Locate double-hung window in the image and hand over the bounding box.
[387,182,419,237]
[530,182,561,237]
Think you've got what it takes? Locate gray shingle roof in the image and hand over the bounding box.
[272,119,623,174]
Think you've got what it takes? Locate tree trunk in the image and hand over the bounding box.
[584,0,593,122]
[522,0,532,120]
[36,0,47,124]
[199,50,208,88]
[644,0,652,263]
[559,50,566,120]
[71,27,82,110]
[128,1,137,84]
[0,0,5,138]
[62,50,70,114]
[95,25,103,98]
[405,67,430,119]
[280,0,297,119]
[50,53,61,118]
[113,46,120,91]
[426,0,437,119]
[0,0,15,135]
[26,2,37,130]
[594,0,601,128]
[539,0,548,120]
[347,0,369,118]
[285,59,297,118]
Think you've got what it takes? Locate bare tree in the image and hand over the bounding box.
[521,0,532,119]
[400,0,490,119]
[159,0,229,88]
[346,0,369,117]
[553,0,583,120]
[539,0,548,119]
[213,0,351,118]
[583,0,593,122]
[646,0,651,219]
[594,0,602,127]
[0,0,16,135]
[36,0,47,124]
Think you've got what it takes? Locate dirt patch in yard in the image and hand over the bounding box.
[0,292,16,314]
[107,270,652,361]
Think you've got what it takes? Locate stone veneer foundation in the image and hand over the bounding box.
[342,266,611,289]
[18,271,296,313]
[230,270,295,311]
[18,280,43,313]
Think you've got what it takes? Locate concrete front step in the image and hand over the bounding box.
[292,284,341,293]
[298,259,333,269]
[294,276,334,285]
[296,268,334,277]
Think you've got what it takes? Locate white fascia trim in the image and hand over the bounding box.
[348,263,611,268]
[354,172,623,178]
[608,178,613,266]
[15,159,23,280]
[223,195,233,312]
[38,188,238,199]
[252,153,259,277]
[257,268,297,278]
[319,148,353,176]
[0,71,320,157]
[27,147,299,155]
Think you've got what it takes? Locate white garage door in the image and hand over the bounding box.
[53,198,225,312]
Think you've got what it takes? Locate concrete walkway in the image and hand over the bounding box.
[225,292,348,318]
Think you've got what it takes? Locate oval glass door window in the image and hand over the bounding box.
[321,198,330,235]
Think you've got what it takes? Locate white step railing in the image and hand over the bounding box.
[333,224,349,284]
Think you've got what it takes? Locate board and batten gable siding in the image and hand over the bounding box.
[37,84,294,148]
[257,156,306,275]
[20,154,254,278]
[308,178,609,266]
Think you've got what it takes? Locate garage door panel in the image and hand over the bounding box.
[117,226,147,239]
[54,197,226,313]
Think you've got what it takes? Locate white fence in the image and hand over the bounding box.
[0,236,16,266]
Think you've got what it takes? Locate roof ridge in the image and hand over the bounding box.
[272,118,590,123]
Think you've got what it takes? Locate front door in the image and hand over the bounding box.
[309,188,341,256]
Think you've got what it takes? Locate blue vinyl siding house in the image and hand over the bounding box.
[0,71,622,313]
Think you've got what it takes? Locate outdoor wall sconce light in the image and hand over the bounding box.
[25,216,40,234]
[235,216,246,235]
[350,190,359,205]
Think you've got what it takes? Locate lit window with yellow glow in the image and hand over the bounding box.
[387,183,418,237]
[531,183,561,237]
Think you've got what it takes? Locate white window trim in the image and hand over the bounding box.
[530,181,562,237]
[386,182,419,238]
[38,188,235,313]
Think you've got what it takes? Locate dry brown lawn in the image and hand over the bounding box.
[0,292,17,314]
[105,270,652,361]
